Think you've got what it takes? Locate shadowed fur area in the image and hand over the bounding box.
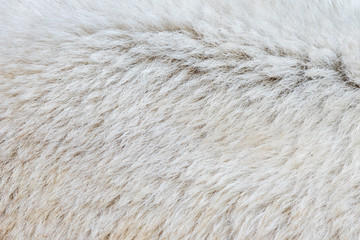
[2,0,360,239]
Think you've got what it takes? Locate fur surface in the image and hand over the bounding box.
[2,0,360,239]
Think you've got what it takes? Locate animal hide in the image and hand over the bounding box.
[1,0,360,239]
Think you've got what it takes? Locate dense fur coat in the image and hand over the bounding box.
[2,0,360,239]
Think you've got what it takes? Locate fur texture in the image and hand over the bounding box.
[2,0,360,239]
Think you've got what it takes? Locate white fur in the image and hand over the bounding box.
[2,0,360,239]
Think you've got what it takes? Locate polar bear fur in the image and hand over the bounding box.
[2,0,360,239]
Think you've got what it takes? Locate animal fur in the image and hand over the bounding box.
[1,0,360,239]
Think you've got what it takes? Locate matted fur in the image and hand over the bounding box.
[2,0,360,239]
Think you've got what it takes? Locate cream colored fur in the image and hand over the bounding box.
[2,0,360,239]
